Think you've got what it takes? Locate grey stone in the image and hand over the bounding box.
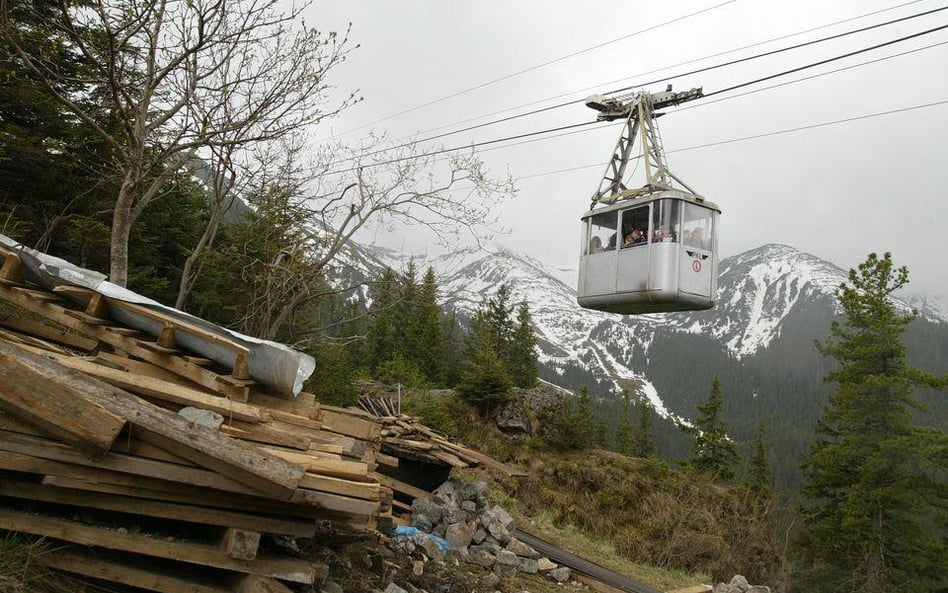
[412,513,433,533]
[537,557,557,571]
[461,500,477,513]
[464,548,496,568]
[493,400,532,434]
[384,584,408,593]
[412,498,444,525]
[471,527,488,544]
[413,534,444,561]
[486,519,512,544]
[444,521,473,551]
[549,567,571,583]
[433,523,447,538]
[445,508,467,524]
[505,538,540,559]
[460,480,487,501]
[518,557,539,574]
[730,575,750,592]
[178,407,224,430]
[489,504,514,528]
[494,550,520,567]
[471,541,501,555]
[432,481,459,507]
[493,563,519,578]
[748,587,771,593]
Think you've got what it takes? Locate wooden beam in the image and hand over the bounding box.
[220,528,261,561]
[231,574,297,593]
[0,430,271,497]
[0,344,303,498]
[32,349,269,424]
[298,472,381,501]
[0,313,98,351]
[0,250,24,283]
[39,547,233,593]
[0,282,253,400]
[0,478,317,538]
[0,341,126,458]
[0,507,321,584]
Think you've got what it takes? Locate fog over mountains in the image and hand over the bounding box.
[332,240,948,488]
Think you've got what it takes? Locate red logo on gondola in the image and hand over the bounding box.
[692,260,702,273]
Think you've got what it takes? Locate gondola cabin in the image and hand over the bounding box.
[577,189,720,314]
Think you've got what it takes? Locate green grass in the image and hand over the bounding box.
[0,534,99,593]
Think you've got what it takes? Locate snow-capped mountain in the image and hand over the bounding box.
[333,240,948,486]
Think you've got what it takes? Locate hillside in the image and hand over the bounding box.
[336,241,948,492]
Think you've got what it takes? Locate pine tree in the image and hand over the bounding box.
[688,376,739,480]
[487,284,514,361]
[632,398,656,458]
[545,386,605,451]
[457,308,513,415]
[508,300,538,388]
[441,310,464,387]
[747,422,773,500]
[797,252,948,592]
[414,267,445,384]
[365,268,399,372]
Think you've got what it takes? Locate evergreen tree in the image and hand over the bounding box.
[509,300,538,388]
[632,398,656,458]
[365,268,399,372]
[747,422,773,500]
[545,386,605,451]
[441,310,465,387]
[414,267,445,384]
[396,259,420,358]
[457,308,513,414]
[797,252,948,592]
[487,284,514,360]
[614,389,635,455]
[687,376,739,480]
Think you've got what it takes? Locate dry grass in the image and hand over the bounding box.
[0,534,100,593]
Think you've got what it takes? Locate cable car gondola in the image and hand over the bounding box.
[577,86,721,315]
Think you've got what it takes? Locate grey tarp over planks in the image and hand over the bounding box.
[0,234,314,396]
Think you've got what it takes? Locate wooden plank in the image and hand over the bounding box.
[220,421,310,451]
[39,547,233,593]
[298,472,381,501]
[248,391,318,418]
[0,507,320,584]
[371,472,432,501]
[96,351,201,384]
[0,451,322,522]
[0,344,303,498]
[232,574,297,593]
[0,341,126,458]
[36,350,269,423]
[0,430,284,500]
[0,478,317,538]
[0,250,24,282]
[221,528,260,561]
[317,406,381,441]
[0,313,98,351]
[261,448,369,481]
[0,282,252,400]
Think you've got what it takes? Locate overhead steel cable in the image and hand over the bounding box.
[336,0,738,137]
[321,3,948,170]
[319,18,948,176]
[405,0,929,140]
[602,2,948,96]
[321,120,601,177]
[511,98,948,182]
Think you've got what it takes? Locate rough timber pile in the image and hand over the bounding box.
[0,239,391,593]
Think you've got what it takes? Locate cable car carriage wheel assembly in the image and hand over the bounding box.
[577,86,721,315]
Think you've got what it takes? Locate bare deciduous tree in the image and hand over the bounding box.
[234,135,515,342]
[0,0,356,286]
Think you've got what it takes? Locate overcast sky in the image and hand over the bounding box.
[307,0,948,301]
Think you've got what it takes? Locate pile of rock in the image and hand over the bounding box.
[713,575,771,593]
[395,479,571,583]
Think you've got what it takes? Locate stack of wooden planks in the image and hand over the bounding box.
[0,245,391,593]
[358,395,527,478]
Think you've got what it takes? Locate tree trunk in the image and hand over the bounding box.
[110,172,138,287]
